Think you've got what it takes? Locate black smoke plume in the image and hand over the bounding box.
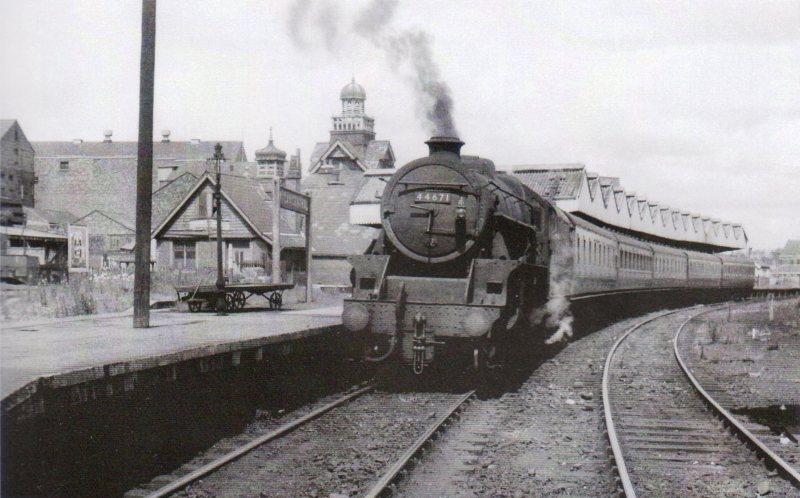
[286,0,458,137]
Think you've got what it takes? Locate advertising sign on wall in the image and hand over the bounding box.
[68,224,89,272]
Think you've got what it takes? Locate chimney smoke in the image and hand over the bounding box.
[286,0,458,137]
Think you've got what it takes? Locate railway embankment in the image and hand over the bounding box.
[1,304,367,498]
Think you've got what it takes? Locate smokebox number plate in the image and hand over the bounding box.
[414,191,452,204]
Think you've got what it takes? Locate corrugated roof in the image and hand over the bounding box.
[512,165,586,200]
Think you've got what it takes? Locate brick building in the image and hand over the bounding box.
[32,131,246,267]
[303,79,396,288]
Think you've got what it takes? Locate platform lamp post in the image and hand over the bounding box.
[211,143,227,315]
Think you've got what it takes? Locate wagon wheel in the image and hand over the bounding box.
[268,292,277,310]
[225,293,236,312]
[188,300,201,313]
[273,292,283,310]
[233,291,247,310]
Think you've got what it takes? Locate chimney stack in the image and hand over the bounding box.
[161,130,171,143]
[103,130,113,143]
[425,136,464,159]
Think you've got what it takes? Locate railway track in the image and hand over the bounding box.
[603,306,800,497]
[127,384,475,497]
[128,383,376,498]
[363,390,475,497]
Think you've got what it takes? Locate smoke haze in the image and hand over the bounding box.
[286,0,458,137]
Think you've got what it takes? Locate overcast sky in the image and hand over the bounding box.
[1,0,798,249]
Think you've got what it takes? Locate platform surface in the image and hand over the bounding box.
[0,305,343,400]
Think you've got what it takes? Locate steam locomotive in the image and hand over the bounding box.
[342,136,754,374]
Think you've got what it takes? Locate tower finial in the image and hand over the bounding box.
[269,126,273,144]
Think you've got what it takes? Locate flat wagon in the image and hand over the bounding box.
[175,282,294,312]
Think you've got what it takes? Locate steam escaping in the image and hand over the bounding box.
[286,0,458,137]
[530,225,574,344]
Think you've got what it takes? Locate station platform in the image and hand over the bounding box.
[1,304,343,407]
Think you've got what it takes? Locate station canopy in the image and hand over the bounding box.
[512,165,747,252]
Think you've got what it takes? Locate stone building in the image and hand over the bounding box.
[1,120,36,225]
[302,79,396,288]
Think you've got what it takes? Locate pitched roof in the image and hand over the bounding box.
[363,140,394,169]
[309,140,367,173]
[32,140,247,162]
[781,240,800,256]
[309,142,330,167]
[73,209,135,232]
[0,119,16,138]
[26,207,78,227]
[154,173,305,248]
[152,172,199,228]
[351,169,394,204]
[301,168,377,256]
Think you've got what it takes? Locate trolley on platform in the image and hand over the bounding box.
[175,282,294,312]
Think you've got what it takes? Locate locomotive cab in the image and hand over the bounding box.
[343,136,550,374]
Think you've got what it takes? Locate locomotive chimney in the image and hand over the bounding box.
[425,136,464,159]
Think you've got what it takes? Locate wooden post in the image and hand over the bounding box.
[271,177,281,284]
[133,0,156,328]
[305,196,313,303]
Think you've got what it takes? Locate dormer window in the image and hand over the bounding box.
[60,161,69,171]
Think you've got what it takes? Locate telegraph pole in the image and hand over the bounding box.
[271,176,282,284]
[133,0,156,328]
[212,143,227,314]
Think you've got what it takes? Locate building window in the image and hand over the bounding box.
[231,240,249,266]
[173,240,196,269]
[60,161,69,171]
[198,192,209,218]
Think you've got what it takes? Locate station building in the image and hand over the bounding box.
[151,170,306,282]
[30,131,247,270]
[303,78,396,289]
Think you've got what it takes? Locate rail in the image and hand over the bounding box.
[363,390,476,498]
[674,312,800,487]
[601,308,687,498]
[144,383,375,498]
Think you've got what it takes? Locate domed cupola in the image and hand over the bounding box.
[255,128,287,163]
[340,77,366,100]
[255,128,287,178]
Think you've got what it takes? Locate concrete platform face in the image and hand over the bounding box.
[1,306,343,401]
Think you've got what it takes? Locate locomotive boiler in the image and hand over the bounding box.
[343,136,549,374]
[342,136,755,375]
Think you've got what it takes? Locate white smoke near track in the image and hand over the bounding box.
[286,0,458,137]
[530,225,575,344]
